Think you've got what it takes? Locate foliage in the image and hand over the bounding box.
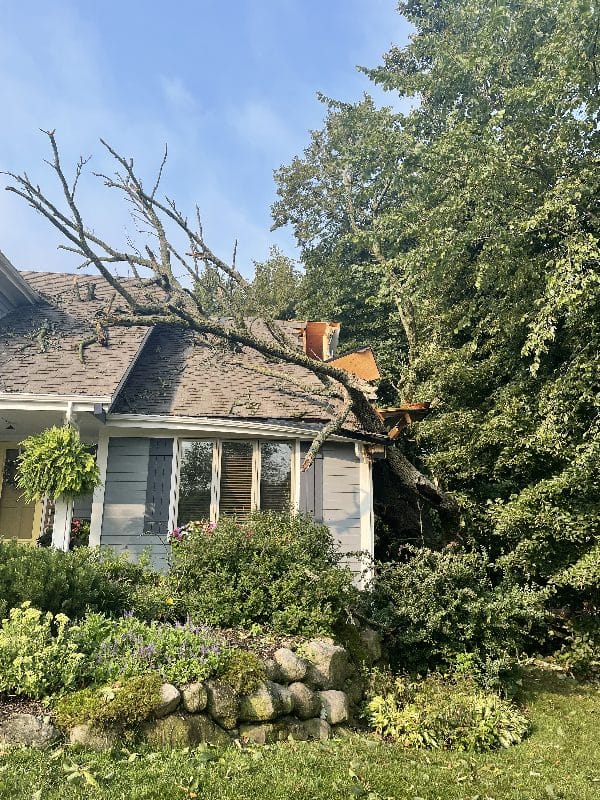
[274,0,600,587]
[0,604,85,698]
[71,613,227,686]
[362,547,546,675]
[366,673,530,751]
[553,614,600,679]
[2,669,597,800]
[54,674,162,730]
[194,245,303,319]
[15,425,100,502]
[0,540,165,621]
[215,649,266,694]
[169,511,357,636]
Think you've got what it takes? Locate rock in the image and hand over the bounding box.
[239,722,279,745]
[359,628,382,665]
[238,681,293,722]
[272,648,307,683]
[181,682,208,714]
[140,713,231,748]
[319,690,350,725]
[69,723,119,751]
[287,682,321,720]
[302,640,351,689]
[0,713,60,749]
[205,680,240,729]
[301,717,331,741]
[263,659,280,682]
[154,683,181,718]
[239,716,330,744]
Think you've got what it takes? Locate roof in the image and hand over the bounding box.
[0,271,149,400]
[0,270,370,434]
[111,324,348,423]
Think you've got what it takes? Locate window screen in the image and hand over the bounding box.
[260,441,292,512]
[219,441,253,515]
[178,441,213,524]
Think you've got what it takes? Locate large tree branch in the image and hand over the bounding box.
[4,133,458,518]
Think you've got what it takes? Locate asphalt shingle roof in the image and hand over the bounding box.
[1,271,356,428]
[0,271,149,399]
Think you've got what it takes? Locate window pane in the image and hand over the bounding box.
[219,441,253,516]
[260,441,292,512]
[178,441,213,524]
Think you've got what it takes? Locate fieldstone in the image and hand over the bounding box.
[359,628,383,665]
[301,717,331,741]
[239,722,279,745]
[69,723,119,751]
[319,690,350,725]
[181,682,208,714]
[205,680,240,729]
[302,640,351,689]
[238,681,293,722]
[272,648,307,683]
[140,713,231,748]
[287,681,321,720]
[154,683,181,718]
[0,713,60,749]
[239,716,330,744]
[263,659,280,682]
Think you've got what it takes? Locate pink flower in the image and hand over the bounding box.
[169,526,185,542]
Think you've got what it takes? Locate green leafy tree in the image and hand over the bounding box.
[274,0,600,586]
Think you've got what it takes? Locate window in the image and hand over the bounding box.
[176,439,295,523]
[177,440,214,526]
[260,441,292,512]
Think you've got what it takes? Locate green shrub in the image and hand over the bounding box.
[54,674,162,730]
[216,649,265,694]
[169,512,357,636]
[71,614,228,686]
[366,673,530,751]
[362,547,546,675]
[0,604,85,698]
[553,614,600,678]
[0,540,165,620]
[15,425,100,502]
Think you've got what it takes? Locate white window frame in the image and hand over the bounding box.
[173,438,298,526]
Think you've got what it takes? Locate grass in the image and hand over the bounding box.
[0,668,598,799]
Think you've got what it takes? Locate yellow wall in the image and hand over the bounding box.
[0,444,41,542]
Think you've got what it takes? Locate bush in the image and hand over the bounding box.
[366,672,530,751]
[0,604,85,698]
[169,512,357,636]
[553,614,600,678]
[71,614,228,686]
[362,547,546,675]
[54,674,162,730]
[0,540,166,621]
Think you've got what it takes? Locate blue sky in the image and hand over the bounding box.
[0,1,411,276]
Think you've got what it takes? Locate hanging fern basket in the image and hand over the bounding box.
[15,425,101,503]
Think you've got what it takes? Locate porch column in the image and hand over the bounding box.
[358,444,375,587]
[51,497,73,551]
[50,400,75,551]
[89,429,109,547]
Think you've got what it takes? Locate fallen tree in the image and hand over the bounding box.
[3,132,458,524]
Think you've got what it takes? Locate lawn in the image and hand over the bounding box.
[0,668,598,800]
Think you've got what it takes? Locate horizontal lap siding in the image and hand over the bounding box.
[321,443,363,576]
[100,438,169,570]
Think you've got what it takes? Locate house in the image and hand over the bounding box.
[0,250,388,574]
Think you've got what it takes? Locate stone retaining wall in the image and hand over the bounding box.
[0,634,382,751]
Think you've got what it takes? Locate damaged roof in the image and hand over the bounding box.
[0,271,150,400]
[0,270,375,434]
